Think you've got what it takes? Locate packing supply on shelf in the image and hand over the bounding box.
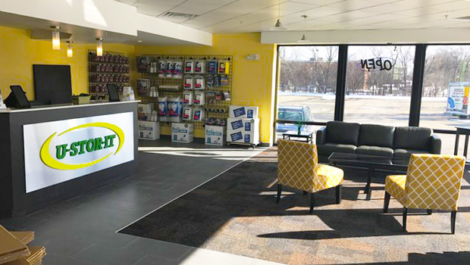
[218,59,230,74]
[168,97,183,123]
[151,110,158,122]
[193,107,205,121]
[229,105,259,119]
[223,92,231,101]
[149,62,158,74]
[122,86,135,101]
[206,74,214,89]
[173,60,183,79]
[206,108,227,113]
[185,59,194,73]
[207,59,218,74]
[227,118,260,146]
[138,103,154,121]
[139,121,160,140]
[0,90,6,109]
[205,118,227,126]
[206,92,216,104]
[183,91,194,105]
[159,85,181,90]
[220,75,229,86]
[194,75,205,89]
[182,106,193,121]
[172,123,194,143]
[158,97,168,122]
[137,56,151,73]
[149,86,158,97]
[214,74,221,87]
[194,91,205,106]
[137,79,150,96]
[216,92,223,101]
[195,60,206,74]
[158,59,166,78]
[205,125,225,146]
[184,76,194,89]
[166,60,174,78]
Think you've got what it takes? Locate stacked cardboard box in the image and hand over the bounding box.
[0,225,46,265]
[172,123,194,143]
[205,125,226,146]
[138,121,160,140]
[227,106,260,146]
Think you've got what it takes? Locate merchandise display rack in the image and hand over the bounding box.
[138,54,233,130]
[88,50,130,98]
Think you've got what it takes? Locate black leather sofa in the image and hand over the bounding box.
[316,121,442,163]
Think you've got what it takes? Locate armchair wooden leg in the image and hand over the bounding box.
[403,208,408,232]
[427,209,433,215]
[276,184,282,204]
[384,192,390,213]
[336,185,342,204]
[310,193,315,214]
[451,211,457,234]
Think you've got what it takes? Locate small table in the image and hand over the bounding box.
[454,126,470,159]
[282,131,314,143]
[328,153,408,200]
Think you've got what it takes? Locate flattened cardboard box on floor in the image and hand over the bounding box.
[205,125,226,146]
[172,123,194,143]
[9,232,34,245]
[0,226,30,264]
[5,246,46,265]
[227,118,260,145]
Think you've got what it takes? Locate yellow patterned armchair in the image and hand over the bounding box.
[277,139,344,214]
[384,154,466,233]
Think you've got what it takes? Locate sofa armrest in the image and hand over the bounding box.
[316,127,327,145]
[430,134,442,154]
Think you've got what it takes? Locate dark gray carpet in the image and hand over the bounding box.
[120,148,470,265]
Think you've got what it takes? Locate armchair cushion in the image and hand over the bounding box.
[356,145,394,157]
[394,126,432,151]
[393,149,431,160]
[431,134,442,154]
[326,121,360,145]
[385,175,407,206]
[317,143,356,157]
[316,126,327,145]
[359,124,395,148]
[314,165,344,192]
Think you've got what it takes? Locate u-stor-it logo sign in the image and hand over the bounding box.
[360,57,395,71]
[40,122,125,170]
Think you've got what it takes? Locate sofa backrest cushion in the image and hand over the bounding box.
[394,126,432,151]
[359,124,395,148]
[326,121,361,145]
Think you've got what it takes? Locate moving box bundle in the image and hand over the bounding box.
[0,225,46,265]
[138,121,160,140]
[205,125,226,146]
[172,123,194,143]
[227,106,260,147]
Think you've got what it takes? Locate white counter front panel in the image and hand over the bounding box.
[24,112,135,193]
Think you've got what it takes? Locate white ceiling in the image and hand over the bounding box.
[116,0,470,33]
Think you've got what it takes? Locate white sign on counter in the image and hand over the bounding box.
[23,112,135,193]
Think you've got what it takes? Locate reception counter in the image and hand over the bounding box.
[0,101,139,217]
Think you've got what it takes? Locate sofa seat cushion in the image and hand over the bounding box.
[325,121,361,145]
[359,124,395,148]
[318,143,357,157]
[394,126,432,151]
[356,145,394,157]
[393,149,431,160]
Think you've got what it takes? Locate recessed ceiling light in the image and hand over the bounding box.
[138,40,143,43]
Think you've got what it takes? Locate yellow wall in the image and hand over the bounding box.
[135,33,276,144]
[0,26,135,101]
[0,27,276,144]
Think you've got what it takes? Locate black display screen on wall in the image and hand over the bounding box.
[33,65,72,105]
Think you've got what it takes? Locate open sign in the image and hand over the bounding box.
[359,57,394,71]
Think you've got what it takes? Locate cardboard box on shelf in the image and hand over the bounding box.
[172,123,194,143]
[138,121,160,140]
[227,118,260,145]
[205,126,226,146]
[0,226,30,264]
[229,106,259,119]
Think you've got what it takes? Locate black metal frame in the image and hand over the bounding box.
[274,43,470,140]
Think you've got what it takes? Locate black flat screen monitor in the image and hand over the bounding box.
[107,84,120,102]
[33,65,72,105]
[5,85,31,109]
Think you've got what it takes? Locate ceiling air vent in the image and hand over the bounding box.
[454,16,470,21]
[159,12,198,20]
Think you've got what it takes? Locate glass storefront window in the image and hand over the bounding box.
[344,46,415,126]
[276,46,339,139]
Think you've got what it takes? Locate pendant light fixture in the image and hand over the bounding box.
[96,38,103,56]
[269,0,286,31]
[51,26,61,50]
[297,15,311,43]
[66,41,73,58]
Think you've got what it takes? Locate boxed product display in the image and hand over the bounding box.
[185,60,194,73]
[139,121,160,140]
[194,91,205,106]
[227,118,260,145]
[166,60,174,78]
[184,76,194,89]
[205,125,225,146]
[138,103,154,121]
[137,79,151,97]
[182,106,193,121]
[173,60,183,79]
[158,97,168,122]
[172,123,194,143]
[207,59,218,74]
[158,59,166,78]
[229,105,259,119]
[193,107,205,121]
[194,60,206,74]
[218,60,230,74]
[183,91,194,105]
[194,75,205,89]
[167,97,183,123]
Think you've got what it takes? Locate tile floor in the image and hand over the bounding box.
[0,139,282,265]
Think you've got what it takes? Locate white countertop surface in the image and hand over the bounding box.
[0,100,140,114]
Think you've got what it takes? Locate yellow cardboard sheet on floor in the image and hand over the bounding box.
[10,232,34,245]
[4,247,46,265]
[0,226,30,265]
